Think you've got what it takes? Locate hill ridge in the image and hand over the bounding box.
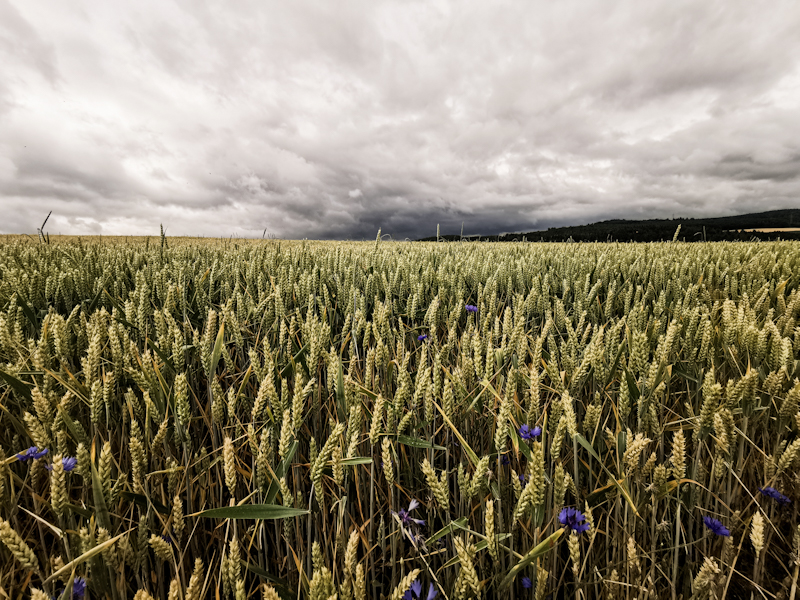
[419,208,800,242]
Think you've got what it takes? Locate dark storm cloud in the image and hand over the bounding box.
[1,0,800,239]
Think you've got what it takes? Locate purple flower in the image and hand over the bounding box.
[58,577,87,599]
[426,583,438,600]
[72,577,87,599]
[418,334,429,342]
[404,579,438,600]
[521,576,533,589]
[500,454,510,466]
[46,456,78,472]
[16,446,49,461]
[519,473,526,484]
[519,425,542,441]
[393,499,425,527]
[702,516,730,537]
[558,507,590,534]
[759,486,791,505]
[465,304,478,313]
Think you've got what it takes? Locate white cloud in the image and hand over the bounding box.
[1,0,800,239]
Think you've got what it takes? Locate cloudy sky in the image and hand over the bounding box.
[2,0,800,240]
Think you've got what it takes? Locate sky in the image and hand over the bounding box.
[1,0,800,240]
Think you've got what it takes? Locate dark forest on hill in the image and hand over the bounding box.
[421,208,800,242]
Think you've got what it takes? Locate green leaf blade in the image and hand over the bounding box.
[197,505,309,520]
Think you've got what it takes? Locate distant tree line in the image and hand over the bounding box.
[419,208,800,243]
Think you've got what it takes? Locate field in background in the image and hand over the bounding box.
[1,237,799,599]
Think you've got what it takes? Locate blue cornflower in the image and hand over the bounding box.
[465,304,478,313]
[72,576,87,599]
[500,454,510,466]
[406,579,422,600]
[403,578,438,600]
[759,486,791,505]
[559,507,590,534]
[519,473,526,484]
[418,334,429,342]
[57,577,87,599]
[519,425,542,441]
[702,516,730,537]
[46,456,78,472]
[521,576,533,589]
[16,446,49,461]
[393,499,425,527]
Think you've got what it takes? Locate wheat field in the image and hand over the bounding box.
[1,234,799,600]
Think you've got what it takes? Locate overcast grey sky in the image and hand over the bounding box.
[1,0,800,240]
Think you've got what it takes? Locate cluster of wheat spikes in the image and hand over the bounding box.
[1,235,800,600]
